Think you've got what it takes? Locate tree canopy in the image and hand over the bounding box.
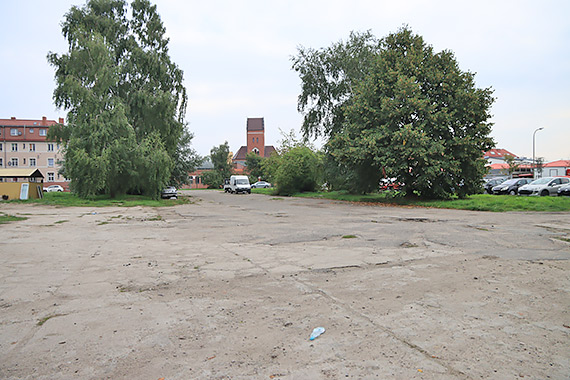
[48,0,197,197]
[293,27,495,198]
[201,142,233,188]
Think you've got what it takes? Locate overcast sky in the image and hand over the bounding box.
[1,0,568,162]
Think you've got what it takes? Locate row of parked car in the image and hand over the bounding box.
[484,176,570,196]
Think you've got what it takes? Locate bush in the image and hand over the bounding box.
[275,147,321,195]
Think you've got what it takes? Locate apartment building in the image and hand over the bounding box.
[0,116,67,190]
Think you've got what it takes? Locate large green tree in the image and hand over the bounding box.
[292,31,380,140]
[294,28,495,198]
[48,0,197,198]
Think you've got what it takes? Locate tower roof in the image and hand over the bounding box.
[247,117,264,131]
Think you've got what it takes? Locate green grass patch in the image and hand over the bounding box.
[9,192,193,207]
[342,234,358,239]
[270,191,570,212]
[251,188,275,195]
[0,213,27,224]
[37,314,66,326]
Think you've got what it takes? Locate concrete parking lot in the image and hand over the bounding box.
[1,190,569,379]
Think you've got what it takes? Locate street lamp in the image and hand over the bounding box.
[532,127,544,179]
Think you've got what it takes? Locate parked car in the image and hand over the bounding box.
[558,183,570,196]
[161,186,177,199]
[43,185,64,192]
[518,177,570,196]
[484,177,506,194]
[251,181,271,188]
[492,178,532,195]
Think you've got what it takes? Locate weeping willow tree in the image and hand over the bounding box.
[48,0,198,198]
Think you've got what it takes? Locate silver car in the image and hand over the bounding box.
[518,177,570,196]
[161,186,178,199]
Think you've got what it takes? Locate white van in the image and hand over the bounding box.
[228,175,251,194]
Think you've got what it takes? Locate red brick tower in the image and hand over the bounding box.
[246,117,265,155]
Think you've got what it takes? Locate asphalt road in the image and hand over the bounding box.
[0,190,569,379]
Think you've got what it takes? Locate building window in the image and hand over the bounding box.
[30,158,36,167]
[23,158,26,165]
[11,128,18,136]
[40,129,47,136]
[0,158,3,167]
[48,158,54,167]
[11,143,18,152]
[256,138,259,143]
[48,143,54,151]
[10,158,18,167]
[48,172,55,181]
[29,128,34,133]
[0,143,2,151]
[29,143,35,152]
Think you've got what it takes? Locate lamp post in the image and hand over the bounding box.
[532,127,544,179]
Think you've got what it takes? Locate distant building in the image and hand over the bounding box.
[0,116,68,190]
[483,148,533,178]
[483,148,520,164]
[232,117,276,172]
[184,158,214,189]
[542,160,570,177]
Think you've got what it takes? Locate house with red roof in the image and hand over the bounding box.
[542,160,570,177]
[483,148,519,164]
[0,116,68,190]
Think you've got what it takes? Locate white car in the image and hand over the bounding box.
[43,185,64,192]
[518,177,570,196]
[251,181,271,188]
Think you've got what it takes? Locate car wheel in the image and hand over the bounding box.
[540,190,549,197]
[509,190,516,195]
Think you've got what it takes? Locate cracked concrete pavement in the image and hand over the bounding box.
[1,190,569,379]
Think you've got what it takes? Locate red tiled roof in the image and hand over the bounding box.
[0,117,62,126]
[483,148,518,158]
[247,117,264,131]
[233,145,277,162]
[264,146,276,157]
[233,146,247,161]
[544,160,570,167]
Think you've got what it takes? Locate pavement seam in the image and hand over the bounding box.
[292,275,475,380]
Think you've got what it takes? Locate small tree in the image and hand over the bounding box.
[245,151,264,183]
[504,154,520,178]
[274,146,321,195]
[202,142,232,188]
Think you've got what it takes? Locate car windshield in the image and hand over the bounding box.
[502,179,517,185]
[236,179,248,184]
[530,178,552,185]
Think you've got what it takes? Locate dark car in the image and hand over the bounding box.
[558,183,570,196]
[492,178,532,195]
[484,177,506,194]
